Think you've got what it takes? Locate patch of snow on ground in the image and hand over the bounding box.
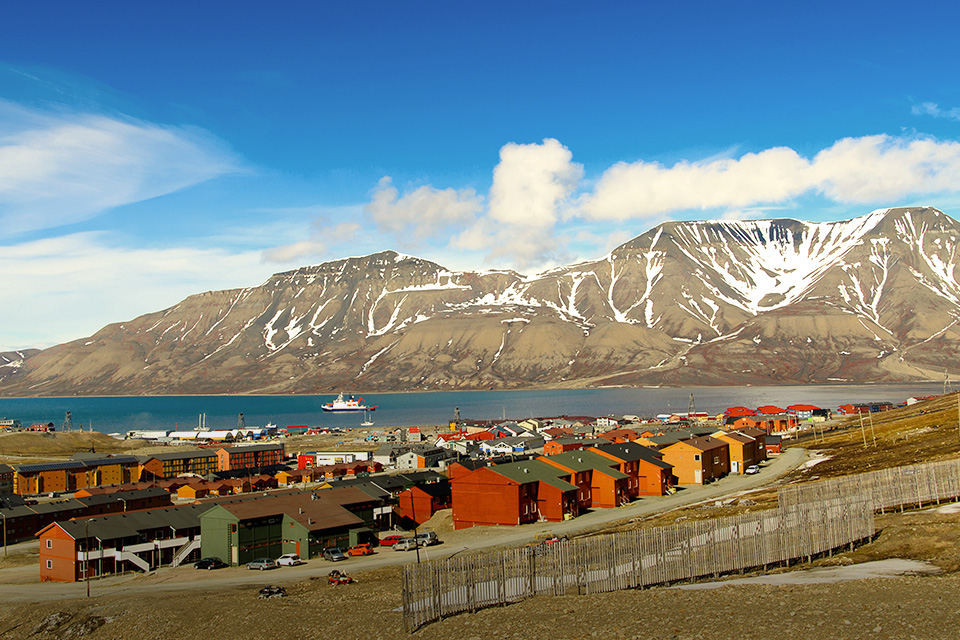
[675,559,940,590]
[800,452,831,470]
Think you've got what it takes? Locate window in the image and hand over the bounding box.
[45,539,52,549]
[714,457,720,464]
[46,560,52,569]
[694,454,701,461]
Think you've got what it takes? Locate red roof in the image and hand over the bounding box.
[725,406,756,417]
[756,405,786,414]
[786,404,821,412]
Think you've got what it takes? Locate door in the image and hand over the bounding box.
[694,469,702,484]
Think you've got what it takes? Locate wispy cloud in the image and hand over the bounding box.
[0,232,271,350]
[911,102,960,121]
[0,100,243,236]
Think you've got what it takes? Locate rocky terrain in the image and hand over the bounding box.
[3,206,959,396]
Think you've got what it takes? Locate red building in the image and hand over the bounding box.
[450,460,578,529]
[395,481,451,526]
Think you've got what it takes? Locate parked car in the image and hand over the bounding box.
[745,465,760,475]
[379,534,405,547]
[323,548,348,562]
[393,538,422,552]
[246,558,278,570]
[347,543,375,556]
[277,553,303,566]
[194,557,227,570]
[414,531,440,546]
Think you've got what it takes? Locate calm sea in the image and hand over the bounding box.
[0,383,947,435]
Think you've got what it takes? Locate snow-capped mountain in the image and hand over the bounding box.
[4,206,958,396]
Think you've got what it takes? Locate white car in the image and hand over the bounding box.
[745,465,760,475]
[277,553,303,566]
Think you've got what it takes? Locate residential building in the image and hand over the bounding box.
[141,450,218,479]
[0,464,13,496]
[660,436,730,485]
[589,442,674,497]
[450,460,578,529]
[395,480,451,527]
[538,450,630,509]
[712,431,761,475]
[37,504,210,582]
[216,443,285,472]
[198,488,377,564]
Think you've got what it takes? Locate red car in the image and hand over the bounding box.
[379,534,405,547]
[347,543,375,556]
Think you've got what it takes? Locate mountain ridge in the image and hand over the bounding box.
[2,206,956,396]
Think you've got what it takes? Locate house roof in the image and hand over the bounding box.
[590,442,673,470]
[69,453,141,465]
[14,460,87,473]
[713,431,754,445]
[218,443,284,454]
[410,480,451,499]
[53,504,214,542]
[539,451,628,479]
[664,436,728,453]
[75,487,170,507]
[488,460,578,492]
[210,491,364,531]
[149,450,218,461]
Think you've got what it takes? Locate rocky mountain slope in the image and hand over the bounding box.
[2,207,957,396]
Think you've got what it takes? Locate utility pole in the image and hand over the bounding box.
[85,518,91,598]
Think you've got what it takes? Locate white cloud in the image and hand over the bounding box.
[0,232,271,350]
[0,100,242,236]
[812,135,960,203]
[911,102,960,121]
[577,134,960,221]
[454,138,583,270]
[364,176,482,244]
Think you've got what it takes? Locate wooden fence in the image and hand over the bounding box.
[401,496,874,631]
[778,458,960,513]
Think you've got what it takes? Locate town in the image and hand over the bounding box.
[0,396,926,584]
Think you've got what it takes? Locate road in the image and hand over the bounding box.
[0,447,807,602]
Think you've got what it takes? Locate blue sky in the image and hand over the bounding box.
[3,1,960,350]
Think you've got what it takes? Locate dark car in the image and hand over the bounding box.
[195,557,228,570]
[323,548,348,562]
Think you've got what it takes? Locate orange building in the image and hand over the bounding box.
[712,431,762,474]
[539,450,630,509]
[215,444,285,472]
[13,461,88,495]
[543,437,587,456]
[589,442,674,497]
[660,437,729,485]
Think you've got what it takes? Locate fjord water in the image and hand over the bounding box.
[0,383,947,434]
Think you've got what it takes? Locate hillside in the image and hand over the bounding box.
[3,206,959,396]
